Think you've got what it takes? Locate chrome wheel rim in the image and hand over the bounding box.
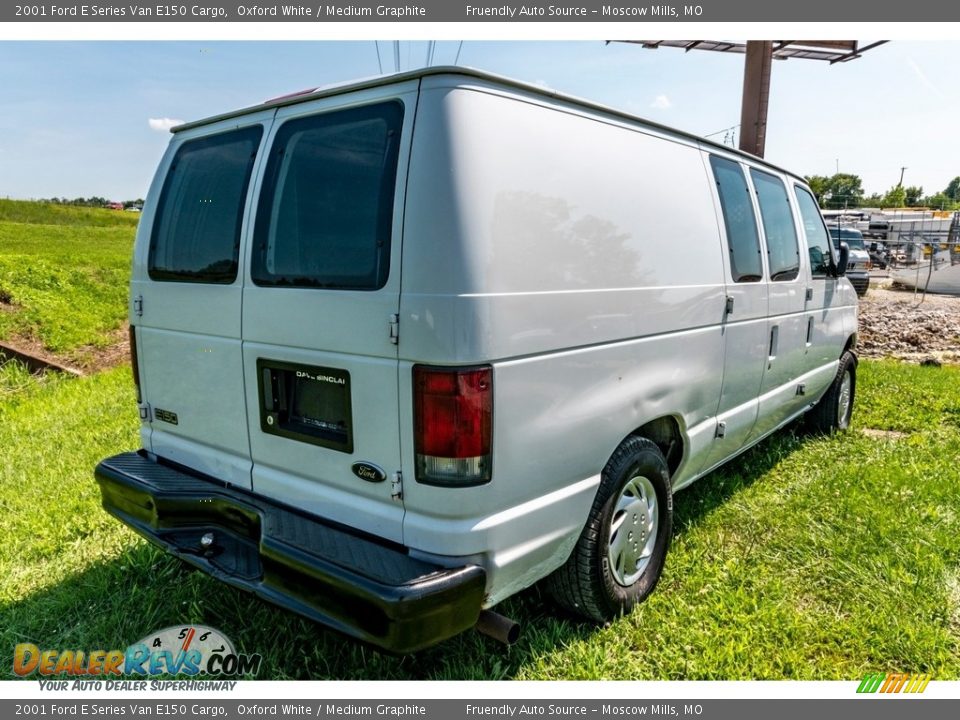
[838,370,852,427]
[608,474,659,586]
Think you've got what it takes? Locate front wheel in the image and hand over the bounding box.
[807,351,857,433]
[545,436,672,622]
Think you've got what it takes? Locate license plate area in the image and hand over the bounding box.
[257,359,353,453]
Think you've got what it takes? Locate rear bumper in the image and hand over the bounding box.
[95,451,486,654]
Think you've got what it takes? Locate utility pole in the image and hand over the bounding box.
[898,166,907,187]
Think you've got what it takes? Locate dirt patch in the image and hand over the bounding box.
[62,324,131,373]
[0,287,15,310]
[861,428,909,441]
[0,323,130,375]
[947,569,960,634]
[0,338,83,376]
[858,282,960,362]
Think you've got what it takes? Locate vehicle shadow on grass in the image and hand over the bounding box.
[3,429,808,681]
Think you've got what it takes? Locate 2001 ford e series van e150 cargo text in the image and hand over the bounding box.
[95,67,859,653]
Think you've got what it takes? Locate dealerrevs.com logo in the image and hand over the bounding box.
[14,625,262,679]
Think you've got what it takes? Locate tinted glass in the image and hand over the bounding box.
[751,169,800,282]
[252,102,403,290]
[149,126,262,283]
[710,156,763,282]
[829,227,866,249]
[794,186,832,277]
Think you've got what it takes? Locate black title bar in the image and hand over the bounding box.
[5,0,959,22]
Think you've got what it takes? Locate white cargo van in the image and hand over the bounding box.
[96,67,859,653]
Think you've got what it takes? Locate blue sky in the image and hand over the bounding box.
[0,40,956,201]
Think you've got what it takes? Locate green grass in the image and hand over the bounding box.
[0,199,141,228]
[1,359,958,680]
[0,200,135,357]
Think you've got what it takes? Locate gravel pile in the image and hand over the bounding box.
[858,283,960,362]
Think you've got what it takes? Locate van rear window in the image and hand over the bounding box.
[149,126,263,284]
[251,101,403,291]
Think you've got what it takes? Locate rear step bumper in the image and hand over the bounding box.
[95,452,486,654]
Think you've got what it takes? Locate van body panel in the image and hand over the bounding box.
[245,344,406,542]
[132,110,275,490]
[401,82,726,366]
[239,84,417,541]
[404,474,600,607]
[404,81,725,296]
[398,286,727,364]
[148,430,253,490]
[400,328,721,560]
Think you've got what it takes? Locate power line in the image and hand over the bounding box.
[703,124,739,139]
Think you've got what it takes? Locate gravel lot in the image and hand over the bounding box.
[858,279,960,363]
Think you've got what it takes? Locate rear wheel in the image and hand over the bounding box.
[545,436,672,622]
[807,351,857,433]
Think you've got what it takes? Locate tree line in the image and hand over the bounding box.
[805,174,960,210]
[41,196,144,209]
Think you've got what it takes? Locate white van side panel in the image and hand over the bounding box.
[400,79,728,362]
[398,80,728,601]
[402,326,726,604]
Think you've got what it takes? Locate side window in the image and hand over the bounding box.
[709,156,763,282]
[252,101,403,290]
[149,126,263,283]
[794,185,833,277]
[751,169,801,282]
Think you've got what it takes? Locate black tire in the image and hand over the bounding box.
[545,436,672,622]
[806,350,857,433]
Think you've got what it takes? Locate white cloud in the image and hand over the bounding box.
[148,117,184,133]
[650,94,672,110]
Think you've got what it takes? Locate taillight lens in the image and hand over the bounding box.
[413,365,492,486]
[129,325,142,404]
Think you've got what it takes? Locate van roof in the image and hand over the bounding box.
[172,65,805,184]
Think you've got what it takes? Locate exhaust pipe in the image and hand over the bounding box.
[475,609,520,645]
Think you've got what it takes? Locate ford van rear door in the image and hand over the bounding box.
[240,85,415,544]
[133,112,272,489]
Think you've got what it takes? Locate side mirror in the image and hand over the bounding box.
[835,242,849,276]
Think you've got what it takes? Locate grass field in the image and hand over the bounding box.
[0,199,136,363]
[1,359,958,680]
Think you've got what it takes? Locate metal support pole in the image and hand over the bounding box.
[739,41,773,158]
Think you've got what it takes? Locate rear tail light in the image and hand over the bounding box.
[129,325,142,404]
[413,365,492,486]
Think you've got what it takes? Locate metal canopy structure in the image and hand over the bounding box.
[618,40,888,158]
[632,40,888,64]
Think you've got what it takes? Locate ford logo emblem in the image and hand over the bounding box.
[351,462,386,483]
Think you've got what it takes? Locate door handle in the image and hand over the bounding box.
[768,325,779,364]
